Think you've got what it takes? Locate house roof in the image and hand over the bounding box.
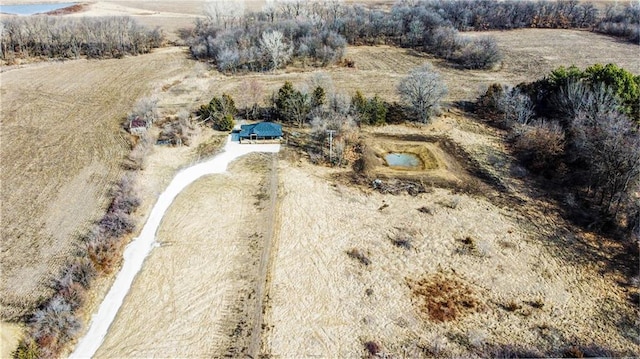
[239,122,282,138]
[130,117,147,128]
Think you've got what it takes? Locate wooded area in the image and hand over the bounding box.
[477,63,640,240]
[0,16,163,61]
[186,0,638,72]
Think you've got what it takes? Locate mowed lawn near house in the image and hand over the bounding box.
[0,47,200,322]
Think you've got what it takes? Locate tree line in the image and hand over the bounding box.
[415,0,639,43]
[476,63,640,239]
[194,64,447,165]
[186,0,501,71]
[0,16,163,61]
[188,0,639,73]
[14,174,141,359]
[596,2,640,44]
[187,7,348,72]
[2,1,635,65]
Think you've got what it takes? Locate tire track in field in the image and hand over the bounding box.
[248,153,279,358]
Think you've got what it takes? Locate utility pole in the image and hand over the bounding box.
[326,130,336,164]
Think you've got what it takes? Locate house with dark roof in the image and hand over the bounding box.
[128,116,150,136]
[238,122,283,143]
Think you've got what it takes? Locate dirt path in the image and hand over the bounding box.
[71,141,279,358]
[248,154,280,358]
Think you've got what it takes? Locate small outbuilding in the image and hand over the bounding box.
[238,122,283,143]
[128,116,150,136]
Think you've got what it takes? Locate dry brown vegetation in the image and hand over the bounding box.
[407,272,483,323]
[1,0,639,356]
[266,158,638,357]
[0,47,210,322]
[260,28,639,358]
[93,153,275,358]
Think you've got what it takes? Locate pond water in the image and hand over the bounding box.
[385,152,422,169]
[0,3,76,15]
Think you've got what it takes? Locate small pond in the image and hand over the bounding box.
[0,3,77,15]
[385,152,422,169]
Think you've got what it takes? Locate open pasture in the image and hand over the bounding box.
[1,1,638,355]
[0,47,199,321]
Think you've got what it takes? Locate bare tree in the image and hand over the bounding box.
[259,30,292,70]
[328,92,351,116]
[306,72,335,98]
[205,0,245,29]
[407,19,425,48]
[555,81,619,121]
[572,110,640,215]
[128,96,159,124]
[453,36,501,70]
[397,64,448,123]
[241,79,264,120]
[497,86,535,126]
[513,120,565,173]
[216,45,240,72]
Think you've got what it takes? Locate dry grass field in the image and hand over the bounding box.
[347,29,640,102]
[92,153,275,358]
[88,28,639,356]
[264,159,638,357]
[175,29,640,108]
[0,47,204,321]
[1,0,639,356]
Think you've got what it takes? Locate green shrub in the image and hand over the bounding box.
[311,86,326,108]
[199,93,238,130]
[214,113,235,131]
[13,338,39,359]
[351,91,388,126]
[272,81,311,126]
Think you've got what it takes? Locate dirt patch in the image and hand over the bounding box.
[407,272,483,323]
[45,3,86,15]
[353,132,505,198]
[364,136,464,184]
[0,322,23,359]
[370,142,439,171]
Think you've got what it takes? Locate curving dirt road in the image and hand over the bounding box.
[71,139,279,358]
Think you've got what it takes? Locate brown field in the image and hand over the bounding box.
[92,28,639,356]
[176,29,640,107]
[93,153,276,358]
[0,47,207,321]
[265,159,638,357]
[1,0,639,356]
